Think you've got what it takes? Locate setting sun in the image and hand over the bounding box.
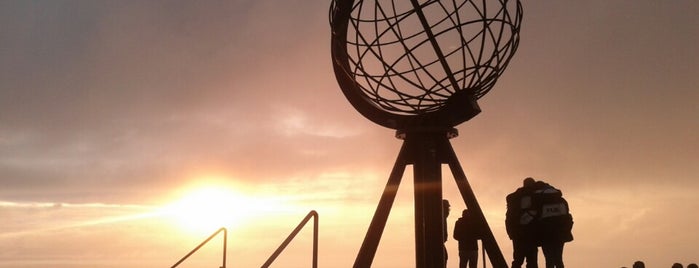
[161,186,278,234]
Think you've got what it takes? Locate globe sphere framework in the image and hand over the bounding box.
[331,0,522,130]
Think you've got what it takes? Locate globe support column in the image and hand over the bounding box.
[409,130,446,268]
[353,128,508,268]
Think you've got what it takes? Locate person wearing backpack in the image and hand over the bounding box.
[532,180,574,268]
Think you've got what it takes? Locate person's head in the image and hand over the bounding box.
[462,209,470,217]
[687,264,697,268]
[632,261,645,268]
[442,199,450,216]
[523,177,536,188]
[672,263,683,268]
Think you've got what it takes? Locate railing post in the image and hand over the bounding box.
[313,211,319,268]
[222,228,227,268]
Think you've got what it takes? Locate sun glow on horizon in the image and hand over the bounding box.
[161,185,286,234]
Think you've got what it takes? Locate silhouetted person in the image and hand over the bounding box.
[533,180,573,268]
[633,260,645,268]
[687,263,697,268]
[506,177,539,268]
[443,199,451,267]
[672,263,684,268]
[454,209,482,268]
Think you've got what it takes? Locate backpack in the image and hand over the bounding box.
[533,182,574,243]
[535,184,567,219]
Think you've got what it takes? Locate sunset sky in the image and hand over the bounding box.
[1,1,698,268]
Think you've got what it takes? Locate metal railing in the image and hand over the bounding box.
[261,210,319,268]
[171,227,227,268]
[169,210,319,268]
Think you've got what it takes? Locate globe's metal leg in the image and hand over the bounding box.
[409,132,446,268]
[442,139,508,268]
[354,130,507,268]
[353,142,409,268]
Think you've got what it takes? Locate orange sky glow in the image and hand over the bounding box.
[1,1,698,268]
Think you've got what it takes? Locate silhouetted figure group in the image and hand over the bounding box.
[443,177,573,268]
[505,177,574,268]
[624,261,697,268]
[444,177,696,268]
[670,262,698,268]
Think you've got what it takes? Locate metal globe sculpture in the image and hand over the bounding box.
[330,1,523,267]
[331,0,522,130]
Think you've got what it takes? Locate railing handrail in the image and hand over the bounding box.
[171,227,227,268]
[260,210,319,268]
